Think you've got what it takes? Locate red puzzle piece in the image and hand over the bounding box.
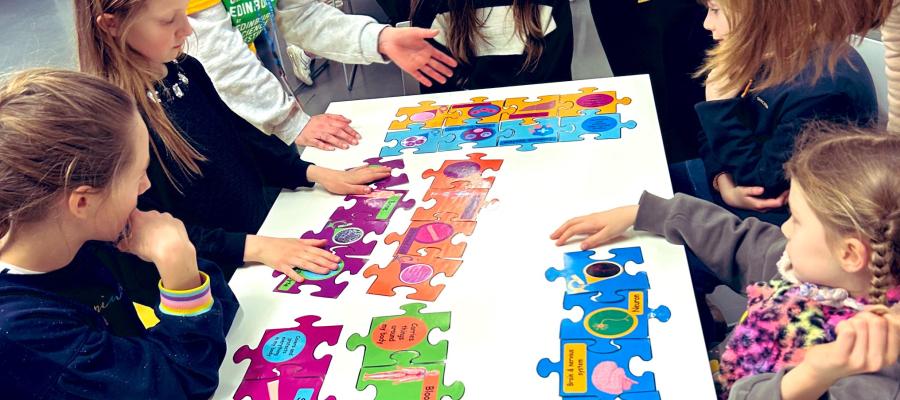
[363,249,463,301]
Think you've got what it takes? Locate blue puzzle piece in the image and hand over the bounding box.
[380,123,444,157]
[497,117,572,152]
[546,247,649,302]
[537,338,659,399]
[561,289,671,346]
[558,111,637,142]
[438,118,500,152]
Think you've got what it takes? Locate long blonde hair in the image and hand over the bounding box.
[0,69,136,237]
[73,0,204,186]
[698,0,894,94]
[786,125,900,305]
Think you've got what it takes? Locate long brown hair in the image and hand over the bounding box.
[698,0,895,94]
[73,0,204,187]
[0,69,136,237]
[414,0,546,72]
[786,124,900,305]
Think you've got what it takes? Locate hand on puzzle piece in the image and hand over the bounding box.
[561,290,671,346]
[273,246,367,298]
[363,248,463,301]
[388,101,454,130]
[362,156,411,190]
[347,303,451,367]
[537,338,658,399]
[381,123,445,157]
[502,95,561,125]
[335,189,415,223]
[385,213,476,259]
[551,205,639,250]
[244,236,341,283]
[233,316,342,382]
[301,221,379,257]
[439,118,500,152]
[545,247,648,300]
[307,165,392,196]
[414,184,496,222]
[498,117,574,152]
[558,88,632,117]
[421,152,503,190]
[355,351,465,400]
[233,370,335,400]
[558,110,637,143]
[445,97,505,125]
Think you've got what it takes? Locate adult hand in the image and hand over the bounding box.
[550,205,639,250]
[377,27,458,87]
[716,173,787,211]
[244,236,340,283]
[306,165,392,195]
[296,114,360,151]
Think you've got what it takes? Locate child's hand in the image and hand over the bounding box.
[244,235,341,283]
[716,173,788,211]
[295,114,361,151]
[307,165,392,195]
[117,210,201,290]
[550,205,639,250]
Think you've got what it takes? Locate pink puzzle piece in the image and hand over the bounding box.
[233,370,335,400]
[233,315,343,382]
[272,247,367,297]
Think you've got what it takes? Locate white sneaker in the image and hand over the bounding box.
[287,45,314,86]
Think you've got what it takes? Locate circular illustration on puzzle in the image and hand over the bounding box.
[584,307,638,338]
[468,104,501,118]
[592,361,637,395]
[442,161,481,178]
[462,127,496,142]
[582,116,617,133]
[576,93,614,108]
[399,263,436,284]
[333,227,364,244]
[401,135,428,148]
[261,330,307,363]
[584,261,623,284]
[374,316,427,351]
[411,110,437,122]
[414,222,454,244]
[301,259,345,281]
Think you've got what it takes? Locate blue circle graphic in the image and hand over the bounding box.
[262,330,307,363]
[581,116,617,133]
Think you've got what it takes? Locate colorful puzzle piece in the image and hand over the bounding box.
[561,290,671,350]
[385,215,476,259]
[498,117,573,152]
[356,351,465,400]
[545,247,648,300]
[389,101,453,130]
[537,339,659,400]
[335,189,415,222]
[558,88,632,117]
[363,156,411,190]
[558,111,638,143]
[502,95,561,125]
[413,185,494,222]
[381,123,444,157]
[439,119,500,152]
[346,303,451,367]
[272,247,367,297]
[445,96,506,125]
[421,152,503,190]
[363,248,463,301]
[233,316,342,382]
[233,369,334,400]
[301,221,378,257]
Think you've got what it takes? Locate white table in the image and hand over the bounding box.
[214,76,717,399]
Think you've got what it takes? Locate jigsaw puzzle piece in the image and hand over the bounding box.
[561,289,671,341]
[497,117,572,152]
[233,371,335,400]
[438,118,500,152]
[301,221,378,257]
[233,316,342,380]
[356,351,465,400]
[413,185,495,222]
[536,339,658,399]
[335,189,415,222]
[388,101,453,130]
[502,95,561,125]
[363,248,463,301]
[362,157,411,190]
[272,247,366,297]
[421,152,503,190]
[558,88,633,117]
[559,111,638,143]
[384,215,476,259]
[346,303,451,367]
[380,123,445,157]
[445,96,506,125]
[545,247,648,299]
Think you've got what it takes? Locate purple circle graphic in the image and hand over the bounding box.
[576,94,615,108]
[399,263,435,284]
[468,105,501,118]
[401,135,427,148]
[414,222,454,243]
[461,127,496,142]
[442,161,481,178]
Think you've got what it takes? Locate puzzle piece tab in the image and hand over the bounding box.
[385,215,476,259]
[272,247,367,297]
[363,248,463,301]
[546,247,648,301]
[439,118,500,152]
[413,185,494,222]
[346,303,451,367]
[233,369,334,400]
[356,351,465,400]
[558,111,638,143]
[498,117,573,152]
[335,189,415,222]
[559,88,632,117]
[561,290,671,348]
[381,123,445,157]
[233,316,342,381]
[389,101,453,130]
[421,152,503,190]
[537,339,658,400]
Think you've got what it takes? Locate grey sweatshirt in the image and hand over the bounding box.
[635,191,900,399]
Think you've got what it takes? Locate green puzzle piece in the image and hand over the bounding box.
[347,303,451,367]
[356,351,465,400]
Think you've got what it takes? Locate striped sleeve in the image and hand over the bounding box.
[157,272,215,316]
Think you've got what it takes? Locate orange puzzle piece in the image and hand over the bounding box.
[413,185,495,222]
[388,101,454,130]
[384,214,476,259]
[445,96,508,126]
[363,249,463,301]
[421,152,503,191]
[558,88,632,117]
[502,95,562,125]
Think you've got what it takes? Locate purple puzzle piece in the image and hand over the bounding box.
[233,371,336,400]
[363,156,410,190]
[272,246,368,297]
[336,189,416,222]
[233,316,343,382]
[301,221,378,257]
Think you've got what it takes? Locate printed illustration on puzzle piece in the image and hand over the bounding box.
[381,123,445,157]
[301,221,378,257]
[385,213,476,259]
[233,316,342,386]
[273,246,366,297]
[558,88,632,117]
[497,116,574,152]
[336,188,415,223]
[421,152,503,190]
[537,338,659,400]
[546,247,648,300]
[445,96,506,125]
[413,185,495,222]
[439,118,500,152]
[355,351,465,400]
[233,368,334,400]
[389,101,454,130]
[363,248,463,301]
[561,290,671,349]
[502,95,561,125]
[347,303,451,367]
[558,111,638,143]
